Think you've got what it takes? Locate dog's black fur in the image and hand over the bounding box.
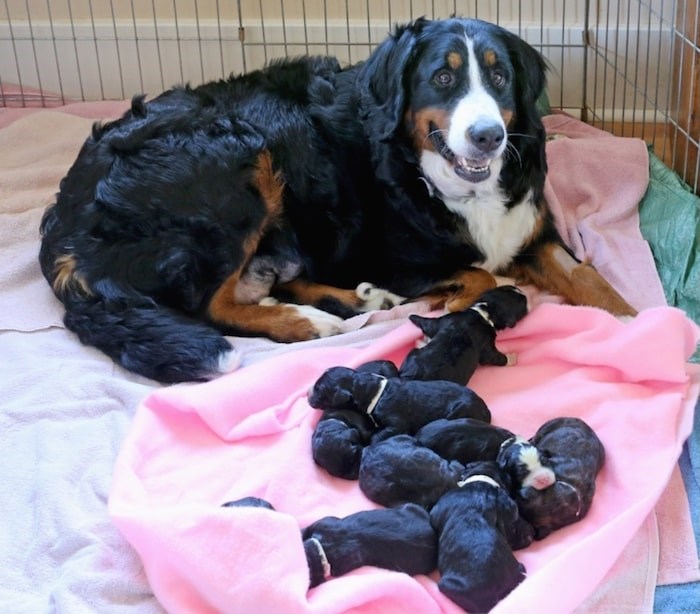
[415,417,515,465]
[399,285,528,384]
[39,17,636,383]
[429,461,533,612]
[302,503,437,587]
[311,409,376,479]
[308,365,491,433]
[309,360,400,479]
[515,417,605,539]
[359,434,465,509]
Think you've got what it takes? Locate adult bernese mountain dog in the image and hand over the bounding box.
[39,17,636,383]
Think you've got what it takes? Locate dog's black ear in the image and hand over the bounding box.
[498,28,549,198]
[359,19,426,140]
[502,31,548,108]
[408,314,441,338]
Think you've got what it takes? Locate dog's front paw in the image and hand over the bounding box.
[257,299,344,340]
[355,282,405,311]
[290,305,344,338]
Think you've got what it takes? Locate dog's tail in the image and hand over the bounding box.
[60,293,238,383]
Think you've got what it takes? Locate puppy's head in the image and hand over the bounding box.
[516,480,584,539]
[473,285,529,329]
[308,366,358,410]
[360,17,546,197]
[497,436,555,491]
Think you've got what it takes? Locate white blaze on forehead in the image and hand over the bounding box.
[519,443,556,489]
[519,444,543,472]
[446,36,507,159]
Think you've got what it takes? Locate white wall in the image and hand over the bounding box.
[0,0,672,117]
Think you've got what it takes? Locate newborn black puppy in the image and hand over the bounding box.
[309,360,395,480]
[302,503,437,588]
[497,436,556,491]
[308,366,491,433]
[399,286,528,385]
[415,418,515,465]
[430,461,533,613]
[359,434,465,509]
[515,417,606,539]
[311,409,376,479]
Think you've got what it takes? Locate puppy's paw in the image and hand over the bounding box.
[355,282,405,311]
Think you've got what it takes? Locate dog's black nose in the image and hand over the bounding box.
[468,121,505,153]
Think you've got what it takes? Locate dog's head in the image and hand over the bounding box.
[497,436,555,491]
[359,17,547,198]
[472,285,529,329]
[515,479,584,539]
[307,366,358,410]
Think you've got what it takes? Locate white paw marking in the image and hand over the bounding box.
[355,282,405,311]
[258,296,279,306]
[217,348,241,374]
[291,304,344,337]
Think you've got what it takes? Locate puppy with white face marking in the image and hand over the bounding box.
[497,436,556,491]
[515,417,606,539]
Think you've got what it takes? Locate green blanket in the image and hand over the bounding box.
[639,150,700,362]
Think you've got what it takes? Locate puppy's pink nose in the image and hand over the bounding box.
[529,467,556,490]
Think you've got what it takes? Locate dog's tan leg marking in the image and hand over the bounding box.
[508,243,637,316]
[273,278,363,309]
[273,280,404,313]
[413,268,498,312]
[207,150,292,327]
[210,300,341,341]
[208,151,344,339]
[52,254,92,297]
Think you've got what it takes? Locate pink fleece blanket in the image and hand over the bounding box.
[109,305,700,613]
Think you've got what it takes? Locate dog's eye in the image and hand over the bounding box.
[434,70,455,87]
[491,70,507,88]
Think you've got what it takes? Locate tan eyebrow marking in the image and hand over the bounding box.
[447,51,463,69]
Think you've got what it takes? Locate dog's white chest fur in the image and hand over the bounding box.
[421,150,538,273]
[450,187,538,273]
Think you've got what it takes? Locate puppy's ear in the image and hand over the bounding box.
[409,314,441,338]
[359,19,425,140]
[329,387,355,408]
